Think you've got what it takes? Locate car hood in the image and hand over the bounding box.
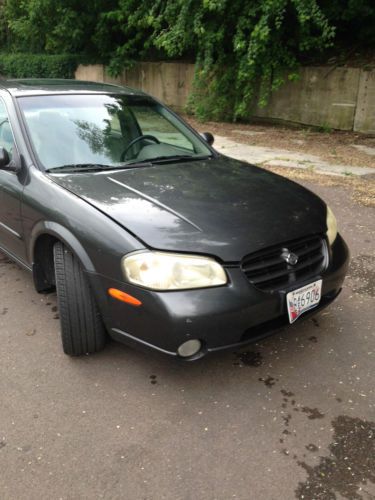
[49,157,327,262]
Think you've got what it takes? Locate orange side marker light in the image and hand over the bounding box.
[108,288,142,307]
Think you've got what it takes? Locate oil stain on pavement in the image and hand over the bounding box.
[276,389,375,499]
[295,415,375,499]
[233,350,263,367]
[301,407,325,420]
[259,375,278,387]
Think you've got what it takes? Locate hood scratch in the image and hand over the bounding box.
[107,176,202,232]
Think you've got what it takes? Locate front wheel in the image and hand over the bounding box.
[53,242,107,356]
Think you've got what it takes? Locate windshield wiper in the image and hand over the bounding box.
[145,154,212,164]
[45,162,152,173]
[46,164,115,173]
[46,155,212,173]
[123,154,212,166]
[120,159,156,167]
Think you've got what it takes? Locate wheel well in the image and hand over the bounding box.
[32,234,59,293]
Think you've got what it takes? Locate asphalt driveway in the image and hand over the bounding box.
[0,180,374,500]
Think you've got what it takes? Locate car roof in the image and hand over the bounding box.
[0,78,146,97]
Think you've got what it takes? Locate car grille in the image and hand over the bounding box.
[241,235,328,293]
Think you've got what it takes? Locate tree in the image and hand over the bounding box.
[3,0,115,55]
[95,0,335,119]
[1,0,374,121]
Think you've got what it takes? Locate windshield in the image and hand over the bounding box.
[17,94,212,170]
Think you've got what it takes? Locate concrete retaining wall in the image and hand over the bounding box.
[75,63,375,134]
[75,62,195,112]
[254,67,360,131]
[354,70,375,134]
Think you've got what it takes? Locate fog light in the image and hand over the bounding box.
[177,339,202,358]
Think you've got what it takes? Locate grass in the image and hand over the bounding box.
[317,123,333,134]
[262,165,375,208]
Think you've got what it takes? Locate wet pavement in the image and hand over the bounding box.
[0,181,374,500]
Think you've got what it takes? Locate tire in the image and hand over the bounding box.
[53,241,107,356]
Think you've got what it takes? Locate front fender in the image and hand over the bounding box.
[28,220,95,272]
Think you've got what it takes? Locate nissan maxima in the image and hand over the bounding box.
[0,79,349,360]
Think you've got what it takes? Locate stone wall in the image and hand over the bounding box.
[75,63,375,134]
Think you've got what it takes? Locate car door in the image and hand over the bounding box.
[0,97,26,262]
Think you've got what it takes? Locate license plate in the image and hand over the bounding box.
[286,280,322,324]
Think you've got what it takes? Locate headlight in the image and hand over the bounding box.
[326,206,338,245]
[122,251,227,290]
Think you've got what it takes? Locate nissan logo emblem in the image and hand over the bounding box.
[281,249,299,265]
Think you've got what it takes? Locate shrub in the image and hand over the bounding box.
[0,53,79,79]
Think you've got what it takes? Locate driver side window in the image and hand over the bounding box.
[0,99,15,160]
[132,106,194,152]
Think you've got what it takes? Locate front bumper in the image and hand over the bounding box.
[89,233,349,359]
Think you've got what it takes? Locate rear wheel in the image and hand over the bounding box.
[53,241,107,356]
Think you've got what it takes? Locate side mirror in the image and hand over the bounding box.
[0,147,20,172]
[0,147,10,168]
[200,132,214,146]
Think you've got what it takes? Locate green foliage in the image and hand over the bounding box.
[0,53,79,79]
[317,123,333,133]
[3,0,115,55]
[94,0,335,120]
[0,0,374,120]
[319,0,375,48]
[0,1,8,48]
